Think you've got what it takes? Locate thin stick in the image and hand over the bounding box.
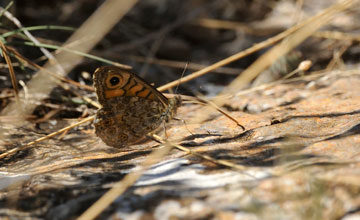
[0,39,21,111]
[1,0,139,118]
[0,1,13,18]
[313,30,360,42]
[195,95,245,130]
[6,46,101,109]
[188,0,356,127]
[23,41,131,69]
[0,6,64,74]
[6,46,95,91]
[223,0,354,95]
[1,25,76,38]
[156,4,331,93]
[192,18,263,35]
[0,115,95,160]
[77,141,174,220]
[117,54,242,75]
[151,134,249,171]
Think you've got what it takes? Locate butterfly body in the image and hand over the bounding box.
[93,66,181,148]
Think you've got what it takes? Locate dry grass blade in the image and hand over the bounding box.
[120,54,242,75]
[151,134,251,172]
[77,132,259,220]
[165,93,244,129]
[77,140,174,220]
[193,95,245,130]
[0,6,61,72]
[313,30,360,42]
[27,147,142,175]
[192,18,262,35]
[234,67,360,99]
[0,40,21,111]
[6,46,101,108]
[203,99,245,130]
[189,0,356,126]
[326,43,350,71]
[6,46,94,91]
[1,0,138,121]
[156,0,340,93]
[157,0,357,95]
[0,115,95,160]
[223,0,356,94]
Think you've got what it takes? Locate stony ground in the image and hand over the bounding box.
[1,0,360,219]
[1,70,359,219]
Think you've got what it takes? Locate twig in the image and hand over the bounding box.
[77,140,174,220]
[0,6,64,74]
[151,134,256,173]
[0,116,95,160]
[1,0,138,118]
[0,39,21,111]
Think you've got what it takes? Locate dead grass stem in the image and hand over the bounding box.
[1,0,138,119]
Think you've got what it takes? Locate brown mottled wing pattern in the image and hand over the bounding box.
[93,66,181,148]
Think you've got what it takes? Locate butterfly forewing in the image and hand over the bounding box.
[94,66,168,107]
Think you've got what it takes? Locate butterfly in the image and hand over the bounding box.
[93,66,181,148]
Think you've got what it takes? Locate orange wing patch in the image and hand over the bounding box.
[105,89,125,99]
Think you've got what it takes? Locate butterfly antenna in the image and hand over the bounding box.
[175,62,188,94]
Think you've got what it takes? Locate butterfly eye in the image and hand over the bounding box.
[109,76,120,86]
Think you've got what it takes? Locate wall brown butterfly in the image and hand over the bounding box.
[93,66,181,148]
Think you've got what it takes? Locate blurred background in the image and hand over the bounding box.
[1,0,359,100]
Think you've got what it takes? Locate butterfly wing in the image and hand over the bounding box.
[93,66,175,147]
[93,66,169,107]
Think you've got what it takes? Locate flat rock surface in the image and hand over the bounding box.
[1,70,360,219]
